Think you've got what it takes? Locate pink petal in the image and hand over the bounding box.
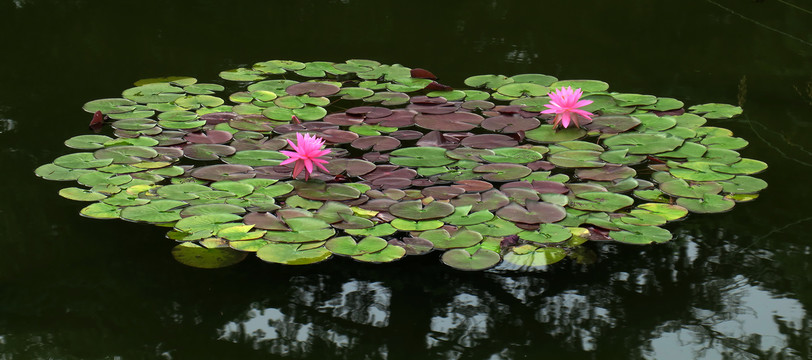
[292,160,304,178]
[303,158,314,174]
[279,157,297,166]
[560,113,572,128]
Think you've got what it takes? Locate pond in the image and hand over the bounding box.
[1,0,811,359]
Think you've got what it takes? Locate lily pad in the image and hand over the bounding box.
[518,223,572,243]
[676,194,736,213]
[441,248,501,271]
[120,199,187,223]
[389,147,453,167]
[419,229,483,249]
[256,242,332,265]
[525,125,588,143]
[689,103,743,119]
[352,244,406,263]
[502,247,567,268]
[569,192,634,212]
[325,236,389,256]
[172,242,247,269]
[609,224,673,244]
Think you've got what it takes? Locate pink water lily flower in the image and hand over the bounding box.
[542,86,595,129]
[279,133,332,180]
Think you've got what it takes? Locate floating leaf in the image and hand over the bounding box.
[689,103,743,119]
[518,223,572,243]
[120,199,186,223]
[172,242,247,269]
[676,194,735,213]
[256,242,332,265]
[502,247,567,267]
[609,224,672,244]
[441,248,500,271]
[352,245,406,263]
[325,236,388,256]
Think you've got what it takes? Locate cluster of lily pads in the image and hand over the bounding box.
[35,59,768,271]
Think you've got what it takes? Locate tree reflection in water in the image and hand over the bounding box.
[211,221,810,359]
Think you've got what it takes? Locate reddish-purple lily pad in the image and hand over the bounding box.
[183,130,233,144]
[285,82,340,97]
[183,144,237,161]
[481,115,540,133]
[190,164,255,181]
[351,136,401,151]
[460,134,518,149]
[415,112,484,131]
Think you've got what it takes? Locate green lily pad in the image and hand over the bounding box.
[222,150,286,166]
[612,93,657,107]
[659,179,723,198]
[79,202,122,219]
[256,242,332,265]
[441,248,501,271]
[710,158,768,175]
[179,204,246,217]
[609,224,673,244]
[464,217,521,237]
[495,201,566,224]
[123,83,185,103]
[419,229,483,249]
[669,162,736,181]
[157,183,211,201]
[344,223,398,237]
[64,135,115,150]
[617,209,668,226]
[497,83,549,97]
[83,98,137,114]
[390,218,444,231]
[54,153,114,169]
[550,80,609,92]
[603,133,684,154]
[518,224,572,243]
[525,125,588,143]
[440,205,494,226]
[480,148,544,164]
[689,103,743,119]
[719,175,768,194]
[700,136,749,150]
[389,200,454,220]
[510,73,558,86]
[389,147,453,167]
[676,194,736,213]
[640,97,684,111]
[569,192,634,212]
[636,203,689,221]
[464,74,513,89]
[217,224,266,241]
[502,247,567,268]
[352,244,406,263]
[325,236,388,256]
[120,199,186,223]
[58,187,108,201]
[263,217,335,243]
[599,149,647,165]
[172,242,247,269]
[94,146,158,164]
[548,150,605,168]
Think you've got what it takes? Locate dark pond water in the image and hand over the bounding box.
[2,0,812,358]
